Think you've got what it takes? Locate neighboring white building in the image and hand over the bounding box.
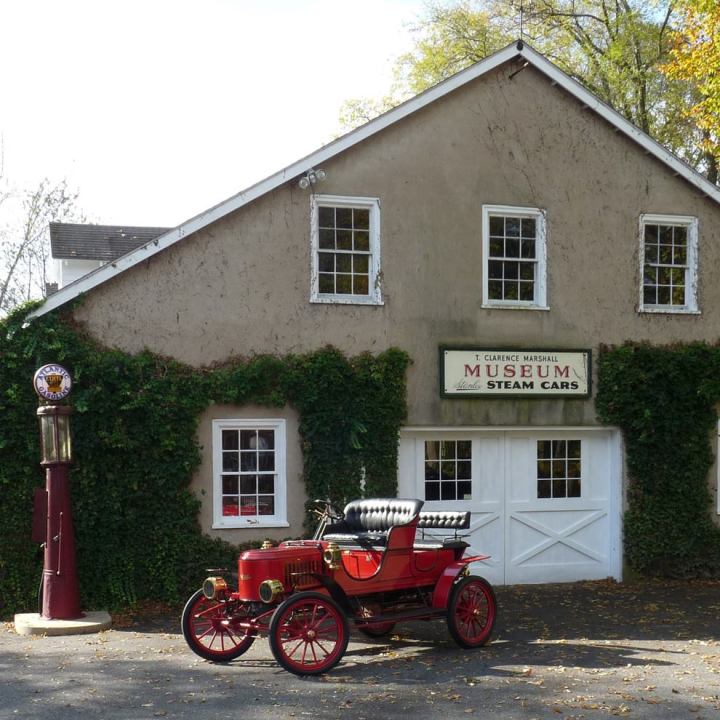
[49,223,170,289]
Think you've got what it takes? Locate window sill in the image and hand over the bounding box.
[639,307,701,315]
[212,521,290,530]
[311,295,384,306]
[481,303,550,311]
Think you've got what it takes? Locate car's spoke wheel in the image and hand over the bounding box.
[447,575,496,648]
[181,589,255,662]
[269,592,349,675]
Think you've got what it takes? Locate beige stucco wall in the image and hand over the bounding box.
[70,60,720,533]
[194,404,305,542]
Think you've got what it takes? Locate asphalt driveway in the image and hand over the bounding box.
[2,579,719,720]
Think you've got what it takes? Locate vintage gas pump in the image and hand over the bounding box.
[33,364,81,619]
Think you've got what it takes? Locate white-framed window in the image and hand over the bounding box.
[537,439,582,499]
[423,439,473,501]
[639,214,699,314]
[482,205,548,309]
[310,194,382,305]
[212,419,287,529]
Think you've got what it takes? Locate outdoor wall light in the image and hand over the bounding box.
[298,168,326,189]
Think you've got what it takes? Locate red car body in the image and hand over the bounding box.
[181,498,496,675]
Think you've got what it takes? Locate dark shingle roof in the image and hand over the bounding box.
[50,223,171,262]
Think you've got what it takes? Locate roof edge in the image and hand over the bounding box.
[29,40,720,319]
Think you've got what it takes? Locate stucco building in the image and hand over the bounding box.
[32,42,720,586]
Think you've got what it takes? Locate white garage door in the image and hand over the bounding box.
[398,428,622,585]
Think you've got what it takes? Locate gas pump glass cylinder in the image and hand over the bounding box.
[38,406,73,464]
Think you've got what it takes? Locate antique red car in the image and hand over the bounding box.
[181,498,496,675]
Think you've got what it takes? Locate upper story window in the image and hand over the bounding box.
[482,205,547,309]
[639,214,698,314]
[212,419,287,529]
[311,194,382,305]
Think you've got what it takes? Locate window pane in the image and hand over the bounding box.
[258,430,274,450]
[504,262,519,279]
[457,441,471,459]
[537,440,551,459]
[567,479,581,497]
[258,496,275,515]
[319,229,335,249]
[240,430,256,450]
[488,261,503,279]
[441,441,456,459]
[521,218,536,238]
[354,230,370,252]
[489,216,504,236]
[644,244,658,263]
[222,430,238,450]
[537,479,551,498]
[223,452,239,472]
[319,274,335,293]
[240,497,257,515]
[504,282,519,300]
[519,282,534,301]
[537,460,551,479]
[258,475,275,494]
[519,262,534,280]
[506,217,520,237]
[425,461,439,481]
[659,245,672,264]
[240,475,257,494]
[552,479,566,497]
[644,224,658,242]
[521,239,536,259]
[659,225,673,244]
[643,266,657,285]
[657,286,671,304]
[336,208,353,228]
[457,481,472,500]
[318,207,334,228]
[568,460,581,479]
[353,254,369,274]
[241,452,257,471]
[567,440,581,458]
[441,482,456,500]
[643,286,657,305]
[440,461,456,480]
[336,274,352,294]
[506,238,520,258]
[425,441,439,460]
[318,252,334,272]
[674,226,687,244]
[488,281,503,299]
[425,482,440,501]
[552,460,566,478]
[354,208,370,230]
[672,286,686,305]
[457,461,471,480]
[354,274,369,295]
[552,440,566,457]
[673,244,686,264]
[336,230,352,250]
[222,497,239,516]
[258,452,275,471]
[336,254,352,273]
[489,239,503,257]
[222,475,238,494]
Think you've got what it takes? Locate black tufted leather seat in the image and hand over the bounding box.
[414,510,471,550]
[323,498,424,548]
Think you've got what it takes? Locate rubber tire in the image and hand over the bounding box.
[269,591,350,676]
[446,575,496,648]
[181,589,255,662]
[357,622,396,638]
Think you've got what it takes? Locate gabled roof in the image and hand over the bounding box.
[29,40,720,319]
[50,223,171,262]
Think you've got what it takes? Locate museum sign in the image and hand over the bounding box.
[441,348,591,397]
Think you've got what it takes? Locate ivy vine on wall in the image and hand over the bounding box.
[0,303,410,617]
[596,342,720,577]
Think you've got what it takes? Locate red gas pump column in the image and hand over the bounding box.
[33,365,81,620]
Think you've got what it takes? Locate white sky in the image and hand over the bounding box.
[0,0,424,227]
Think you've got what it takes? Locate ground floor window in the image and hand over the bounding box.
[212,419,287,528]
[424,440,472,501]
[537,439,581,498]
